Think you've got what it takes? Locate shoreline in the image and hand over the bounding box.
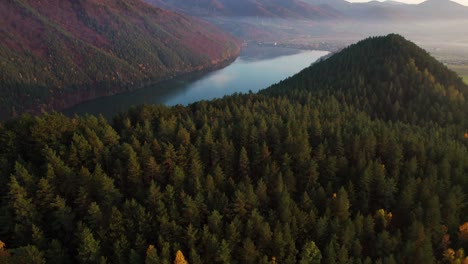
[0,48,240,121]
[62,47,328,120]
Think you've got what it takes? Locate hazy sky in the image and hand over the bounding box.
[347,0,468,6]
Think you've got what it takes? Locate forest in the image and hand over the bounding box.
[0,34,467,263]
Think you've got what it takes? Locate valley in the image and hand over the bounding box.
[2,0,468,119]
[146,0,468,82]
[0,0,240,119]
[62,46,328,119]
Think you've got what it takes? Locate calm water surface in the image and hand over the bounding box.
[63,47,328,119]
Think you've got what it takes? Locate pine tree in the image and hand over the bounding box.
[7,176,38,244]
[145,245,159,264]
[11,245,46,264]
[217,239,231,264]
[239,147,250,179]
[332,187,350,222]
[76,225,101,264]
[46,239,70,264]
[242,238,259,264]
[299,241,322,264]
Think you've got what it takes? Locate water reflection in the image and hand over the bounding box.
[62,76,201,119]
[164,49,328,106]
[63,46,328,119]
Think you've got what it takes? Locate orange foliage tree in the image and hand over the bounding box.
[174,250,188,264]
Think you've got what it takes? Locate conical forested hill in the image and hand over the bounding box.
[265,34,468,127]
[0,35,467,263]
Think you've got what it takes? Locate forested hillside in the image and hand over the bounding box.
[0,35,467,263]
[266,34,468,127]
[0,0,240,118]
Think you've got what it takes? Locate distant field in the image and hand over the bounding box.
[446,64,468,84]
[426,42,468,85]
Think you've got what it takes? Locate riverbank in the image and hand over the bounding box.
[63,47,328,120]
[0,46,240,121]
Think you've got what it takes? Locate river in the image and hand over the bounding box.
[62,46,329,119]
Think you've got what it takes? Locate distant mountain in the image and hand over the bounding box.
[265,34,468,126]
[0,0,240,118]
[303,0,406,20]
[145,0,343,19]
[147,0,468,22]
[305,0,468,20]
[410,0,468,18]
[302,0,351,10]
[382,0,407,5]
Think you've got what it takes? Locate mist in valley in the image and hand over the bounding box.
[205,15,468,80]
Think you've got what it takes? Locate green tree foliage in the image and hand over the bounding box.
[11,245,46,264]
[0,34,467,263]
[145,245,159,264]
[299,241,322,264]
[76,224,101,264]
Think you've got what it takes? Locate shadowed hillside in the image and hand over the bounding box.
[0,0,240,118]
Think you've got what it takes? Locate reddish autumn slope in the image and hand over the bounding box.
[0,0,240,117]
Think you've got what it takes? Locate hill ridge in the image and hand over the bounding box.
[0,0,240,118]
[145,0,343,19]
[264,34,468,126]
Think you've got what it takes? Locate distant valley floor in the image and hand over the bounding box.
[227,18,468,84]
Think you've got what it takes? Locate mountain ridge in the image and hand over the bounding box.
[145,0,344,19]
[264,34,468,126]
[0,0,240,118]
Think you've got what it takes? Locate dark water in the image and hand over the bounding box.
[62,47,328,119]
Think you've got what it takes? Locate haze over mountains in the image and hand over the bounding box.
[146,0,342,19]
[144,0,468,58]
[0,0,239,117]
[339,0,468,20]
[146,0,468,20]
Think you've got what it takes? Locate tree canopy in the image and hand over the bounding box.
[0,34,467,263]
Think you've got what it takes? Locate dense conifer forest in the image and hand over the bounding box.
[0,34,467,263]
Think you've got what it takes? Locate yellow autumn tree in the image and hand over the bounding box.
[444,248,468,264]
[443,248,455,262]
[0,241,5,253]
[374,209,393,229]
[0,240,11,259]
[271,256,277,264]
[174,250,188,264]
[459,222,468,241]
